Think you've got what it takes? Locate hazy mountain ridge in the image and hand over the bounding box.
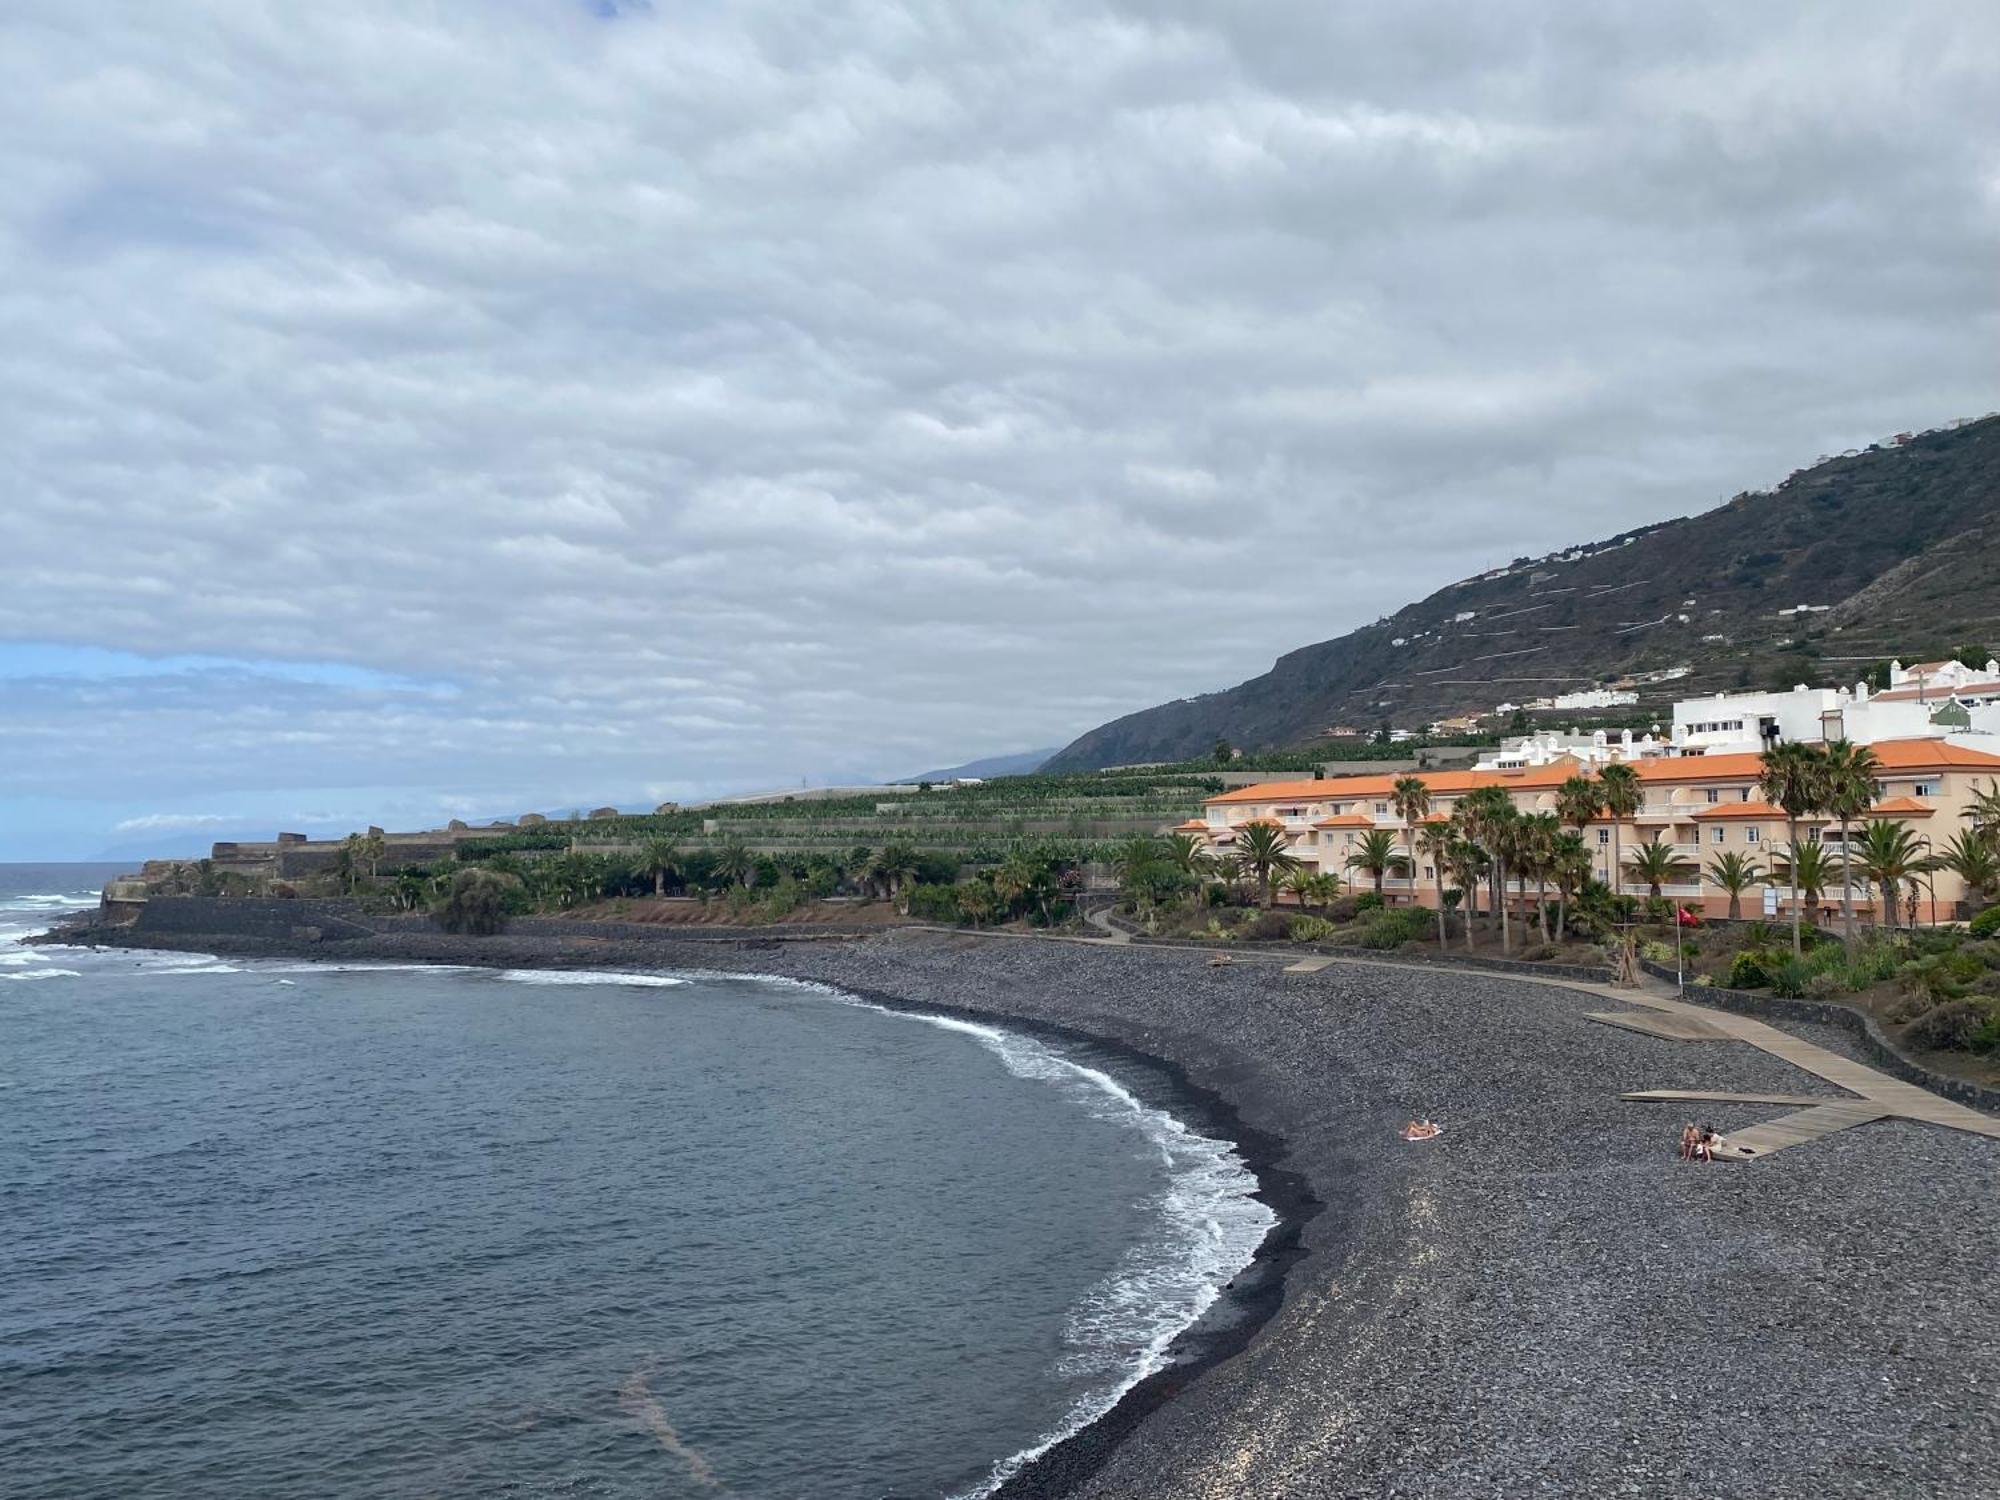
[1044,416,2000,770]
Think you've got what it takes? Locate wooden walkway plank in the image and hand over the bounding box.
[1621,1089,1841,1107]
[1715,1103,1893,1159]
[1585,1010,1734,1042]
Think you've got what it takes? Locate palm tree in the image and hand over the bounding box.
[871,843,920,908]
[1236,822,1300,908]
[1391,775,1431,905]
[712,839,754,891]
[640,835,683,897]
[1549,830,1591,939]
[1936,828,1999,911]
[956,880,999,928]
[845,845,874,897]
[1346,828,1401,902]
[1110,836,1165,888]
[1625,837,1694,900]
[1772,840,1835,931]
[1705,850,1765,921]
[1460,784,1517,932]
[1445,836,1487,952]
[1967,777,2000,843]
[1759,742,1829,954]
[1486,806,1527,954]
[336,836,362,895]
[1851,819,1928,931]
[361,830,386,881]
[1594,763,1641,907]
[1557,774,1602,838]
[1162,833,1214,905]
[1417,821,1454,947]
[1211,852,1246,903]
[1820,739,1880,946]
[1283,867,1320,911]
[1521,812,1561,942]
[991,854,1040,918]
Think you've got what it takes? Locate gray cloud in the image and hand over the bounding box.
[4,1,1998,854]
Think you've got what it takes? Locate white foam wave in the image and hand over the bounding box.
[2,968,82,983]
[150,963,242,975]
[692,970,1275,1500]
[256,962,470,975]
[495,969,687,988]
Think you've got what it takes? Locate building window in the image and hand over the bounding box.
[1914,782,1937,798]
[1711,827,1725,844]
[1705,788,1721,804]
[1597,828,1610,846]
[1374,802,1388,814]
[1746,828,1760,844]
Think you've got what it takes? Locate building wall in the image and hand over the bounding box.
[1201,745,1998,923]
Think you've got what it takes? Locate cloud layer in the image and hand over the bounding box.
[4,1,1997,854]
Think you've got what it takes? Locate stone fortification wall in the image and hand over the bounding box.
[134,897,381,942]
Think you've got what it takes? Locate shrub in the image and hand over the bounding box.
[433,869,514,936]
[1968,905,2000,939]
[1519,943,1557,962]
[1768,957,1812,999]
[1885,990,1940,1024]
[1249,911,1294,941]
[1727,951,1774,990]
[1357,908,1429,950]
[1806,971,1846,999]
[1354,892,1385,914]
[1324,896,1361,924]
[1844,943,1902,987]
[1289,916,1337,943]
[1640,940,1674,963]
[1897,954,1972,1007]
[903,883,961,922]
[1903,999,1996,1052]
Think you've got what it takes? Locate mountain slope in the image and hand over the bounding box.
[1045,416,2000,770]
[899,748,1061,782]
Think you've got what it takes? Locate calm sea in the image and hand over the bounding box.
[0,865,1270,1499]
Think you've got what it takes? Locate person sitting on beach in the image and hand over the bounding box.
[1400,1118,1441,1141]
[1693,1125,1716,1163]
[1678,1122,1699,1161]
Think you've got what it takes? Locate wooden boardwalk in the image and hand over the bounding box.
[1603,989,2000,1160]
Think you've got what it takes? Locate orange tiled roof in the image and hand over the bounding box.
[1690,800,1790,820]
[1312,813,1376,828]
[1872,680,2000,703]
[1866,796,1936,816]
[1172,819,1209,832]
[1204,738,2000,807]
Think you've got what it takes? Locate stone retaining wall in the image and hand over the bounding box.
[1638,958,2000,1113]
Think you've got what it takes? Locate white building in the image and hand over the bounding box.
[1473,727,1673,771]
[1668,659,2000,757]
[1526,687,1640,711]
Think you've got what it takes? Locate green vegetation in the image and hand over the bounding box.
[433,868,514,936]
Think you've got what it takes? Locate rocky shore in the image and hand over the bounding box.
[68,918,2000,1498]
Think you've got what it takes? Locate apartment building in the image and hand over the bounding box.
[1195,738,2000,923]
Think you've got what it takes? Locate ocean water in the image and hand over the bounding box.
[0,865,1272,1499]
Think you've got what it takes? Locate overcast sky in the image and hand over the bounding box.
[5,2,1998,858]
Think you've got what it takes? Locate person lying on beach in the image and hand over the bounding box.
[1400,1118,1442,1142]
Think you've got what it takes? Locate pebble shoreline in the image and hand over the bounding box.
[75,922,2000,1498]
